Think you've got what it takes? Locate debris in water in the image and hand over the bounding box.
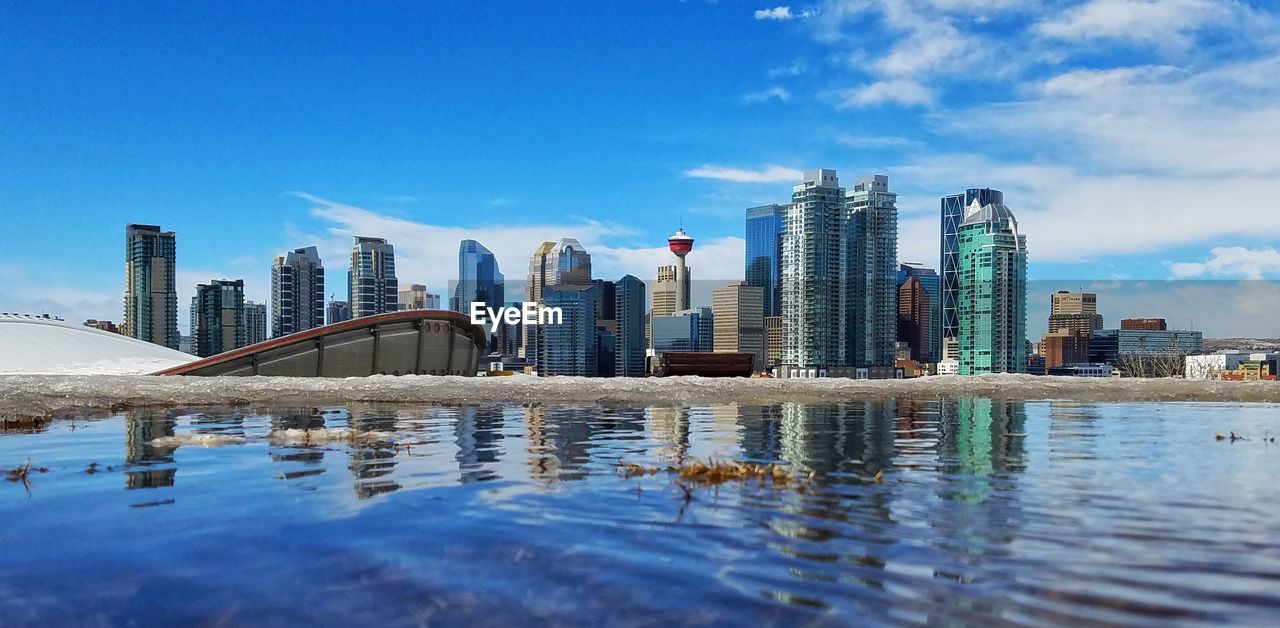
[149,434,250,448]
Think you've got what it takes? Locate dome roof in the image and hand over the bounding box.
[961,200,1019,229]
[0,314,196,375]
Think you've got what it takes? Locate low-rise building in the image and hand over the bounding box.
[1187,352,1280,380]
[1048,363,1114,377]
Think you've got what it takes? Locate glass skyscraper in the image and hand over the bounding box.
[271,246,325,338]
[941,188,1003,344]
[843,175,898,369]
[745,204,784,317]
[451,239,504,314]
[538,283,599,376]
[348,236,398,318]
[614,274,646,377]
[957,198,1027,375]
[525,238,592,362]
[123,224,179,349]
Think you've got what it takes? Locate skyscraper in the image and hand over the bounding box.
[244,300,267,345]
[843,174,898,369]
[193,279,245,358]
[348,236,398,318]
[652,307,713,353]
[651,228,694,341]
[539,283,599,376]
[782,169,844,369]
[1048,291,1103,337]
[745,204,785,317]
[941,188,1003,345]
[524,238,592,361]
[271,246,325,338]
[713,282,765,372]
[614,274,646,377]
[957,198,1028,374]
[326,299,351,325]
[451,239,505,314]
[398,284,428,310]
[123,224,178,349]
[897,277,931,364]
[898,263,940,362]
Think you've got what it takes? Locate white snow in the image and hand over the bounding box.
[0,314,196,375]
[3,373,1280,418]
[148,434,250,447]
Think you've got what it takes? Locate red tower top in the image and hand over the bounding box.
[668,228,694,258]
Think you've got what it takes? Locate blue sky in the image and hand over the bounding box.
[3,1,1280,335]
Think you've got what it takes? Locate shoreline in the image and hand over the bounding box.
[4,373,1280,417]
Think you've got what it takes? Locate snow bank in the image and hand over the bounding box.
[3,373,1280,416]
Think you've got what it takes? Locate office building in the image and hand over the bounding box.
[1121,318,1167,331]
[712,282,765,371]
[745,204,785,317]
[1041,330,1090,369]
[398,284,428,310]
[940,188,1003,345]
[326,300,351,325]
[843,174,898,368]
[348,236,398,318]
[524,238,592,361]
[83,319,119,334]
[244,301,267,345]
[1186,352,1280,380]
[425,292,442,310]
[764,316,783,368]
[451,239,504,314]
[193,279,245,358]
[897,277,931,364]
[538,284,599,376]
[956,197,1028,374]
[1089,328,1203,363]
[898,263,940,362]
[271,246,325,338]
[614,275,647,377]
[123,224,179,349]
[782,169,845,369]
[652,307,713,354]
[1047,291,1103,338]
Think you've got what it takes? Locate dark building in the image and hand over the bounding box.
[614,275,646,377]
[1041,331,1090,368]
[896,276,931,363]
[194,279,245,358]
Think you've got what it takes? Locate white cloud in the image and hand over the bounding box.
[1036,0,1233,48]
[840,79,934,107]
[1168,247,1280,280]
[683,164,804,183]
[755,6,795,20]
[836,134,922,148]
[768,60,807,78]
[743,86,792,103]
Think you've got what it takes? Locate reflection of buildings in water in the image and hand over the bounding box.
[730,404,784,462]
[268,408,328,479]
[939,398,1028,483]
[647,406,691,465]
[778,402,896,475]
[1047,401,1101,464]
[124,411,177,489]
[708,405,743,452]
[525,405,630,482]
[455,405,505,483]
[346,408,401,499]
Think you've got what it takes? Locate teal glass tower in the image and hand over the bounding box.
[957,199,1027,374]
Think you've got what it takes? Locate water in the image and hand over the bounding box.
[2,399,1278,626]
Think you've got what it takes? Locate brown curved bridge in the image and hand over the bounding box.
[156,310,486,377]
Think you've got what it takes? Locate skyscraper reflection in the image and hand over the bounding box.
[124,411,177,489]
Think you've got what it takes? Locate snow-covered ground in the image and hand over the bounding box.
[0,314,196,375]
[3,373,1280,418]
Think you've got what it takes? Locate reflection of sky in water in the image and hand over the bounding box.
[2,400,1279,624]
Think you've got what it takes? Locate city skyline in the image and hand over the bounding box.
[4,2,1280,337]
